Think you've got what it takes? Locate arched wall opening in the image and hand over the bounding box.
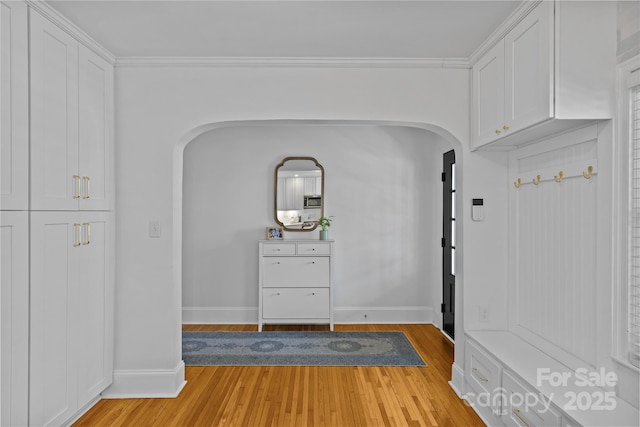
[173,119,465,335]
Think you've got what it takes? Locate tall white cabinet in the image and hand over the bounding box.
[0,212,29,427]
[0,1,28,211]
[29,212,112,426]
[30,10,113,211]
[0,2,115,426]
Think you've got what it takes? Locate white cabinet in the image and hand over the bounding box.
[0,1,29,210]
[276,177,304,210]
[464,331,640,427]
[472,39,506,147]
[472,1,552,148]
[29,211,113,427]
[471,1,615,149]
[502,371,561,427]
[303,176,322,196]
[258,240,333,331]
[0,5,114,426]
[464,339,504,426]
[30,10,113,210]
[1,212,29,427]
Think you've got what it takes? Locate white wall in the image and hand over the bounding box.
[182,125,450,324]
[108,65,510,397]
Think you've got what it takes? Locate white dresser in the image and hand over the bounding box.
[258,240,334,331]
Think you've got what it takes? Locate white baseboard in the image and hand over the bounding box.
[182,307,257,324]
[102,361,186,398]
[182,306,433,325]
[449,362,465,398]
[333,306,433,324]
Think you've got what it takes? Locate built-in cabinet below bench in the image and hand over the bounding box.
[258,240,334,331]
[464,331,639,427]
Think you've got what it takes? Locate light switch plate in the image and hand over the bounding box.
[149,220,161,238]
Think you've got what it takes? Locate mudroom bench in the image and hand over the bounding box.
[464,331,639,427]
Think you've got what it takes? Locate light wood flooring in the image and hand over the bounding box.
[73,324,484,427]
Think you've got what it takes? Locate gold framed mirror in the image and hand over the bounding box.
[274,157,324,232]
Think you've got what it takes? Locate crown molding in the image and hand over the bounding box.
[27,0,116,64]
[468,0,541,67]
[116,56,471,69]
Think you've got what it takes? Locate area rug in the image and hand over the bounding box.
[182,331,426,367]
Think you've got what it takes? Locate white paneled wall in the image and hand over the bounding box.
[509,125,600,367]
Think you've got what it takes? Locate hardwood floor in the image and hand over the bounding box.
[73,324,484,427]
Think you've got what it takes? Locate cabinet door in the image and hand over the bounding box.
[76,212,112,407]
[30,10,79,210]
[1,212,29,426]
[504,1,553,133]
[78,46,113,210]
[471,39,505,148]
[0,1,29,210]
[283,177,304,210]
[29,212,80,426]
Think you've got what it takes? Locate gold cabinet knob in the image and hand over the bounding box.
[495,129,502,134]
[503,125,509,130]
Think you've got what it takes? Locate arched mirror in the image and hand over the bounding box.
[274,157,324,232]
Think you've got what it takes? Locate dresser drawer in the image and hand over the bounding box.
[262,243,296,256]
[262,288,330,319]
[465,340,502,410]
[502,371,561,426]
[297,243,331,256]
[262,257,329,287]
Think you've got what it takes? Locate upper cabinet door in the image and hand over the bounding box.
[0,1,29,210]
[78,45,113,211]
[30,10,80,210]
[471,39,505,148]
[504,1,553,132]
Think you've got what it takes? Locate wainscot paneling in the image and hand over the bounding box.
[508,124,600,368]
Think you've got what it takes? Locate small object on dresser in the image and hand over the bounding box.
[318,216,332,240]
[266,226,283,240]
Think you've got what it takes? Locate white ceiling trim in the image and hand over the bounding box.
[468,0,539,66]
[27,0,116,64]
[116,56,470,69]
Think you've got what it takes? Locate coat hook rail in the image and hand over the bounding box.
[554,171,564,183]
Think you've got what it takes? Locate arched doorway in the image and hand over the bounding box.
[173,119,465,369]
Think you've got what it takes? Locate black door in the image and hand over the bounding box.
[442,150,456,339]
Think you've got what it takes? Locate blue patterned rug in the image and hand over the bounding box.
[182,331,426,366]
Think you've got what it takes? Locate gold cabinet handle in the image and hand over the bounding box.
[82,223,91,245]
[73,223,82,247]
[82,176,91,199]
[73,176,81,199]
[495,129,502,135]
[472,367,489,382]
[513,408,531,427]
[503,125,509,130]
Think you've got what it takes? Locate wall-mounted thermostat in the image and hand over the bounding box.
[472,198,484,221]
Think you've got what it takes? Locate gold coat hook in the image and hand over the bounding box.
[532,175,541,185]
[514,178,521,189]
[583,166,593,180]
[554,171,564,183]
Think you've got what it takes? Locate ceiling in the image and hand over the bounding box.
[46,0,523,59]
